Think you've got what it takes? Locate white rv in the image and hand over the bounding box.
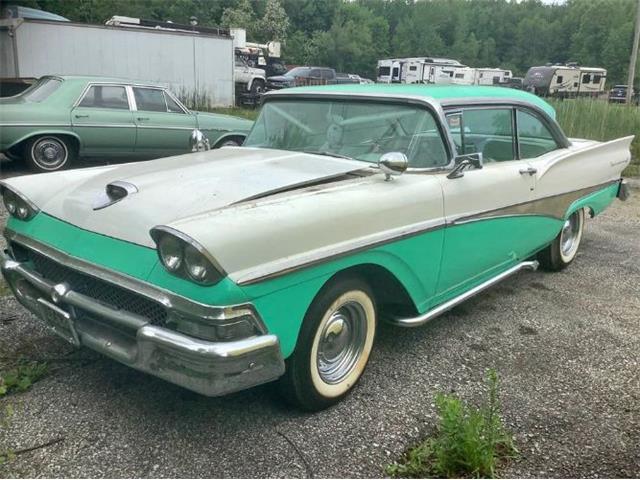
[474,68,513,86]
[524,64,607,97]
[377,57,462,84]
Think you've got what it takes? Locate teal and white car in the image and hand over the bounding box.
[0,85,632,411]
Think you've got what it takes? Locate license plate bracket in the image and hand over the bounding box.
[37,297,80,347]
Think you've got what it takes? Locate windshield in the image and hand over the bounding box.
[18,77,63,102]
[284,67,311,78]
[244,99,450,168]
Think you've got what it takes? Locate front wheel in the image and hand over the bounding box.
[24,135,75,172]
[215,136,244,148]
[279,277,377,411]
[538,209,585,271]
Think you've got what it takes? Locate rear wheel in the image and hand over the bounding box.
[279,277,377,411]
[538,209,585,271]
[24,135,75,172]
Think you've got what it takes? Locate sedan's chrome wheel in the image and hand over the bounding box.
[310,290,375,398]
[559,210,584,262]
[31,137,69,171]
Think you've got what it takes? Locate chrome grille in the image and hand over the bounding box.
[16,243,167,326]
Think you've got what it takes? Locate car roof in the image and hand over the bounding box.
[277,84,557,118]
[51,75,164,86]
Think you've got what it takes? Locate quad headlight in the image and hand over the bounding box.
[1,185,39,221]
[151,227,224,286]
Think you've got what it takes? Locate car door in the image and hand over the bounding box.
[71,84,136,155]
[435,106,539,300]
[132,86,197,156]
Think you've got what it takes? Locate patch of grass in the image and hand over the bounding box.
[549,99,640,177]
[0,403,16,466]
[0,360,48,397]
[0,279,11,297]
[387,370,516,478]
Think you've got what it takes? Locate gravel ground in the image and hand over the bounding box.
[0,166,638,477]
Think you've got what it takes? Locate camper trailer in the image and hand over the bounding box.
[474,68,513,86]
[524,64,607,97]
[377,57,462,83]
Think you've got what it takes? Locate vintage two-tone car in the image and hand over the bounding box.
[0,85,632,410]
[0,75,253,172]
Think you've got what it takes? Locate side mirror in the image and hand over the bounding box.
[447,152,483,179]
[378,152,408,181]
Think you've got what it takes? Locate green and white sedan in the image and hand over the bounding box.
[0,85,632,410]
[0,75,253,172]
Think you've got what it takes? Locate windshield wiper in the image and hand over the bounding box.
[301,150,355,161]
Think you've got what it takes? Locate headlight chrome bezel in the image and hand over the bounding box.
[150,226,225,286]
[0,184,39,221]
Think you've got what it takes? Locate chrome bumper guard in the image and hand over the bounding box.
[1,251,285,397]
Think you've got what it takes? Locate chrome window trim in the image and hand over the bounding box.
[260,91,458,172]
[163,89,190,114]
[125,85,137,111]
[73,82,133,111]
[2,228,261,328]
[443,104,518,161]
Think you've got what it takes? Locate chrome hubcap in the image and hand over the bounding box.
[33,138,66,169]
[317,301,367,384]
[560,212,580,257]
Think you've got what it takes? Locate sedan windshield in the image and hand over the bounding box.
[243,99,450,168]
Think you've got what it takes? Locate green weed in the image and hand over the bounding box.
[549,99,640,176]
[387,370,516,478]
[0,361,48,397]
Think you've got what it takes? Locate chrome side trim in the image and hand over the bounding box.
[451,180,618,225]
[70,124,136,129]
[1,123,71,128]
[3,229,260,327]
[136,125,195,131]
[235,181,617,285]
[234,217,446,285]
[389,260,539,327]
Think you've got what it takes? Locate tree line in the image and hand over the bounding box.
[12,0,640,85]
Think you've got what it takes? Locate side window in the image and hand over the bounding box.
[516,110,559,158]
[309,69,321,78]
[409,65,417,71]
[556,75,563,84]
[320,69,333,80]
[593,74,602,84]
[450,108,515,162]
[164,93,185,114]
[78,85,129,110]
[583,73,591,83]
[133,88,167,112]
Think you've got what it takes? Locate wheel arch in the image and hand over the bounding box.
[213,132,246,147]
[7,130,82,155]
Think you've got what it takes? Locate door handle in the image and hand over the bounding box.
[74,114,89,118]
[137,117,150,121]
[519,167,537,176]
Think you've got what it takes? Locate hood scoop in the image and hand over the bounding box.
[92,181,138,210]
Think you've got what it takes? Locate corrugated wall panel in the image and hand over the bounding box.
[13,21,233,106]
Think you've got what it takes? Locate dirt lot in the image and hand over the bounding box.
[0,170,638,478]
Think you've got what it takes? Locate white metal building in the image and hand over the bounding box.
[0,18,235,107]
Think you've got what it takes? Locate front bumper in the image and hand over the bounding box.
[1,243,285,397]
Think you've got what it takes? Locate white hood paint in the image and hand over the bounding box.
[4,147,368,248]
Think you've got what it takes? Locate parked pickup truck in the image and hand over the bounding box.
[266,66,358,90]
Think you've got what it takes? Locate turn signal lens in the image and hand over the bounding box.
[158,235,183,271]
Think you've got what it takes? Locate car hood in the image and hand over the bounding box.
[4,147,369,248]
